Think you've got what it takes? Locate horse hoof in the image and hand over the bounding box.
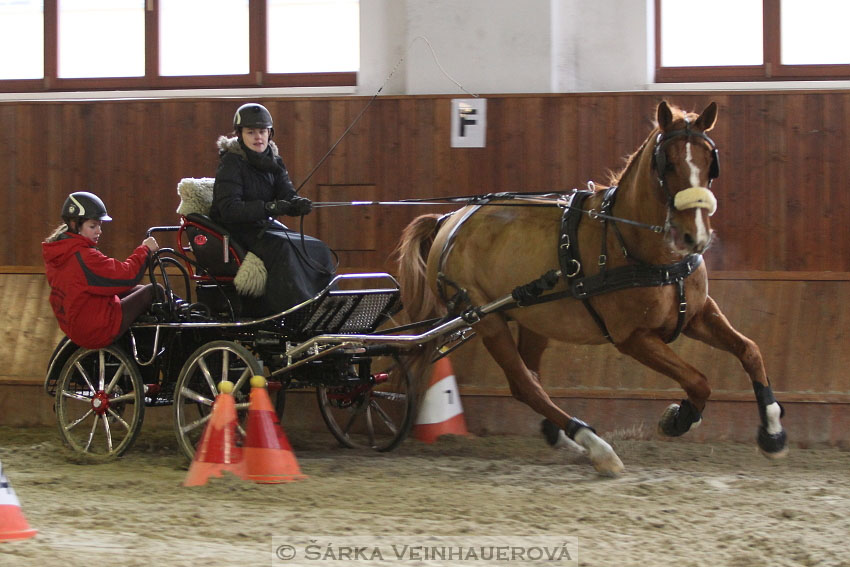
[573,428,624,477]
[541,419,560,446]
[541,419,585,452]
[657,402,702,437]
[591,450,625,478]
[757,426,789,459]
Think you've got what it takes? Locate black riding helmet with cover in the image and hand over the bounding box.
[233,103,274,139]
[61,191,112,230]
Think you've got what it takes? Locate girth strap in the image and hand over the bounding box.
[570,254,703,300]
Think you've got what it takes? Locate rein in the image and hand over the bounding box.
[314,190,666,234]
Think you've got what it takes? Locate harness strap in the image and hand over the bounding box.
[558,188,701,344]
[558,191,614,341]
[571,254,703,300]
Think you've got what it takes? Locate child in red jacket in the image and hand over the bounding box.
[43,192,160,349]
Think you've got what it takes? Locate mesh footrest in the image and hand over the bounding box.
[281,289,400,335]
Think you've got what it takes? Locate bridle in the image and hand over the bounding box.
[652,121,720,212]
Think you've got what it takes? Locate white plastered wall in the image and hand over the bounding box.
[358,0,653,96]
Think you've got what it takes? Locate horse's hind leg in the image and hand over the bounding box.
[479,316,624,475]
[684,296,788,458]
[517,326,548,373]
[517,326,570,448]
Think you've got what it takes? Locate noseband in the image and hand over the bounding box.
[653,122,720,214]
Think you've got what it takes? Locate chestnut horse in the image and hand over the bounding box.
[395,101,787,475]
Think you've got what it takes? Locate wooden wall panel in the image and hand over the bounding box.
[3,91,850,402]
[8,92,826,270]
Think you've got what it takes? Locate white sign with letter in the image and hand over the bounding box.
[451,98,487,148]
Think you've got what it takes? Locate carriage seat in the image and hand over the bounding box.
[176,178,267,297]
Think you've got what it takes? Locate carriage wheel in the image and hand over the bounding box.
[54,345,145,462]
[317,352,416,452]
[173,340,263,461]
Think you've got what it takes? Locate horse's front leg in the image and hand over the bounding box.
[477,316,624,475]
[615,329,711,437]
[684,296,788,458]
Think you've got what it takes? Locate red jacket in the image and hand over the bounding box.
[43,232,149,348]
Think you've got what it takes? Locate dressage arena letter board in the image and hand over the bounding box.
[451,98,487,148]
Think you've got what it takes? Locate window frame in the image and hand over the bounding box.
[655,0,850,82]
[0,0,356,92]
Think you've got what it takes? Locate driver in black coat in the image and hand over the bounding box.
[210,103,335,314]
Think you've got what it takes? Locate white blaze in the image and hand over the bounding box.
[685,142,709,247]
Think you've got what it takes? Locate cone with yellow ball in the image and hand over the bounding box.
[183,380,247,486]
[243,376,306,484]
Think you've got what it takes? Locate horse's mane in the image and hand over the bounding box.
[604,104,693,189]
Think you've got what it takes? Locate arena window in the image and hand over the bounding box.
[655,0,850,82]
[0,0,358,92]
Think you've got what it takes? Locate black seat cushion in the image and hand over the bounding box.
[183,213,248,278]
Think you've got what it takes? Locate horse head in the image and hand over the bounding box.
[653,101,719,256]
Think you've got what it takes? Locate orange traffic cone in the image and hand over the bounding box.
[413,357,470,443]
[183,381,247,487]
[0,460,37,541]
[243,376,306,484]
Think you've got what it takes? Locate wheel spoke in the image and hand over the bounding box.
[196,358,217,395]
[369,399,399,434]
[64,409,94,431]
[232,366,252,393]
[220,349,230,382]
[341,404,365,436]
[74,361,96,393]
[180,386,214,406]
[106,407,131,431]
[105,361,127,394]
[62,390,93,404]
[110,391,138,404]
[371,391,407,402]
[365,405,376,446]
[97,350,106,391]
[179,413,211,435]
[84,418,98,452]
[101,414,113,452]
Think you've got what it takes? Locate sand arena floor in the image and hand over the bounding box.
[1,425,849,567]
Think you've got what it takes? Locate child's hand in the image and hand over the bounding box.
[143,236,159,252]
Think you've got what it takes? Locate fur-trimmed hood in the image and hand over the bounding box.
[216,136,280,159]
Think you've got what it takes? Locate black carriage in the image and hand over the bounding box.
[43,179,471,462]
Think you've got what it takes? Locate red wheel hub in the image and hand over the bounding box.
[91,391,111,415]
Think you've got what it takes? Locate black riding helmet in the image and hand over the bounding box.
[233,103,275,138]
[61,191,112,223]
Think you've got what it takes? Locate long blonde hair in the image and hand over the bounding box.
[44,223,69,243]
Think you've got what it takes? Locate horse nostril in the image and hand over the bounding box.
[684,233,695,246]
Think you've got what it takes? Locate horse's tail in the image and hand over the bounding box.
[394,213,446,324]
[393,214,447,398]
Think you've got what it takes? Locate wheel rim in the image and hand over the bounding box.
[317,353,415,451]
[55,346,144,460]
[173,340,262,460]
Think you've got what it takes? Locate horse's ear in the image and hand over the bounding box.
[657,101,674,131]
[695,102,718,132]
